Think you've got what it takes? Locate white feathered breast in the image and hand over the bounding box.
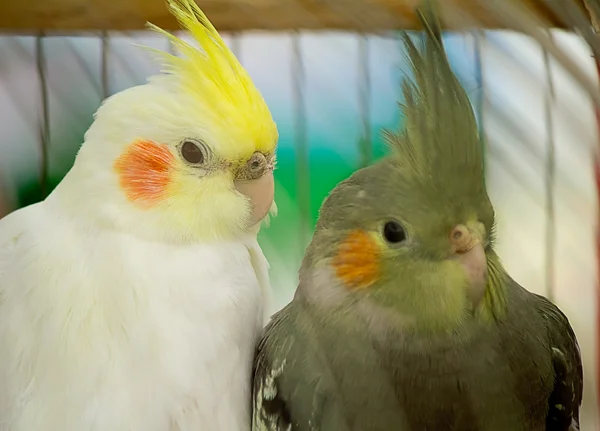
[0,201,268,431]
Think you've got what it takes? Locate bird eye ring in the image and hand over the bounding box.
[180,139,209,165]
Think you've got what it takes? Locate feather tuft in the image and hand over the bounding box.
[385,0,485,207]
[141,0,278,159]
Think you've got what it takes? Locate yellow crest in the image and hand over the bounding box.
[146,0,278,160]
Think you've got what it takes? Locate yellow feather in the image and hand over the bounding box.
[145,0,278,162]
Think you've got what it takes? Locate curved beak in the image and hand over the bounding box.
[234,171,274,227]
[449,222,488,309]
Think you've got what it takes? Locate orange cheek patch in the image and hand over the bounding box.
[331,230,381,289]
[114,139,174,207]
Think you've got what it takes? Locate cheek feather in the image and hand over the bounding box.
[114,139,174,207]
[332,230,381,289]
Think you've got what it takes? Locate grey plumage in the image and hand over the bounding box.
[252,2,583,430]
[253,283,582,430]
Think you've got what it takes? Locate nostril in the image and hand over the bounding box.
[248,153,266,170]
[450,224,473,252]
[238,152,269,180]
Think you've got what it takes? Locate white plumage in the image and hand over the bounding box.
[0,196,270,430]
[0,1,279,428]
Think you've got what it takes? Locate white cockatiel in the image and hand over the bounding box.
[0,1,278,430]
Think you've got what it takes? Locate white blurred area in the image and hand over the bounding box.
[0,29,599,427]
[480,31,599,428]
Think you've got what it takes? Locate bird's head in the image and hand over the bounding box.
[57,0,278,244]
[299,4,508,333]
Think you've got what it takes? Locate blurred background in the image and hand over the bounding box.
[1,0,599,428]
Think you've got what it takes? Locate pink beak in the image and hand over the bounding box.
[234,170,275,227]
[450,223,488,308]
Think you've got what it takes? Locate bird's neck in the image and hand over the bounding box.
[381,252,510,335]
[476,251,509,323]
[46,160,119,224]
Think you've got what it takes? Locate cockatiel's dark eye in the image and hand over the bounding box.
[181,140,205,164]
[383,221,407,244]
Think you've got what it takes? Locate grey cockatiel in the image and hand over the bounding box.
[251,3,583,431]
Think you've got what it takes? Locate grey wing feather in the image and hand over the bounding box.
[252,309,294,431]
[252,303,349,431]
[533,294,583,431]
